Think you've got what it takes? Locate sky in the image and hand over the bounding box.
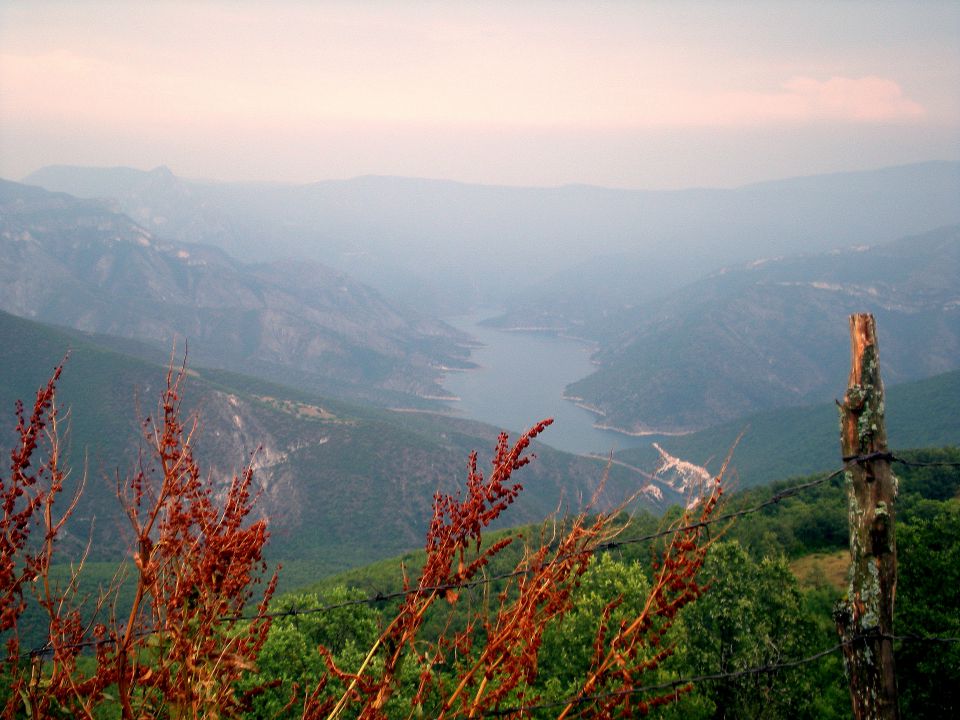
[1,0,958,189]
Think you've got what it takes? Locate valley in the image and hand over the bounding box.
[4,5,959,715]
[0,308,679,580]
[3,161,959,719]
[5,164,960,567]
[14,162,960,439]
[0,163,960,717]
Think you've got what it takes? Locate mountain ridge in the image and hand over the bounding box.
[564,224,960,433]
[0,178,472,407]
[22,161,960,314]
[22,158,960,194]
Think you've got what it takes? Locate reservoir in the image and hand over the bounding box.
[441,315,649,456]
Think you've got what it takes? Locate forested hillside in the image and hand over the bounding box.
[4,181,957,716]
[264,448,960,718]
[564,224,960,432]
[0,309,664,579]
[3,345,956,716]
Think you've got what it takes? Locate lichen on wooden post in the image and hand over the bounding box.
[834,313,900,719]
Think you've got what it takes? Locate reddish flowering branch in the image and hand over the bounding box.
[1,364,64,639]
[0,361,277,720]
[99,364,278,720]
[1,362,727,720]
[309,419,554,720]
[556,462,728,719]
[425,459,727,720]
[433,511,612,719]
[309,421,726,720]
[0,362,103,719]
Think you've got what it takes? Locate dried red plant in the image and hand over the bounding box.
[428,510,612,718]
[0,362,276,720]
[556,470,725,719]
[305,423,726,720]
[308,419,555,720]
[2,362,724,720]
[1,363,92,719]
[1,364,65,639]
[97,364,278,719]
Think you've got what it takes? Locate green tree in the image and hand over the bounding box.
[675,541,836,719]
[896,501,960,718]
[536,553,651,699]
[533,553,713,719]
[243,587,381,719]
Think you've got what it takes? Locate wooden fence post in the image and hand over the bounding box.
[834,313,899,719]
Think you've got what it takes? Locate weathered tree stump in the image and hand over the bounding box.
[835,313,899,719]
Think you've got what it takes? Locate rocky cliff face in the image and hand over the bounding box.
[0,179,471,406]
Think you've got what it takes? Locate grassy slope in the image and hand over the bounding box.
[0,309,646,582]
[302,447,959,608]
[612,368,960,488]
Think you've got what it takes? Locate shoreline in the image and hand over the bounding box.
[592,422,694,438]
[563,393,694,437]
[419,393,460,402]
[562,393,606,417]
[388,406,459,415]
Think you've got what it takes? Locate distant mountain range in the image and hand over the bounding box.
[11,161,960,445]
[22,161,960,315]
[564,225,960,433]
[0,179,471,407]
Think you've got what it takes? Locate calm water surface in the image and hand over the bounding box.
[441,315,648,456]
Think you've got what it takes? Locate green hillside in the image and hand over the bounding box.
[0,309,648,582]
[566,225,960,433]
[256,448,959,718]
[613,367,960,487]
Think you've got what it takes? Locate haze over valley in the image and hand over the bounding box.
[23,161,960,318]
[3,3,960,715]
[10,162,960,445]
[3,160,959,577]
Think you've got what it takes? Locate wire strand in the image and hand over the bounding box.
[22,452,958,658]
[481,632,960,717]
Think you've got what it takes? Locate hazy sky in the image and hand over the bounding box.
[2,1,958,188]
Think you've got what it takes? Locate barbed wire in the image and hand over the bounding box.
[22,451,958,659]
[482,642,847,717]
[235,449,953,621]
[887,457,960,468]
[26,616,960,718]
[481,632,960,717]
